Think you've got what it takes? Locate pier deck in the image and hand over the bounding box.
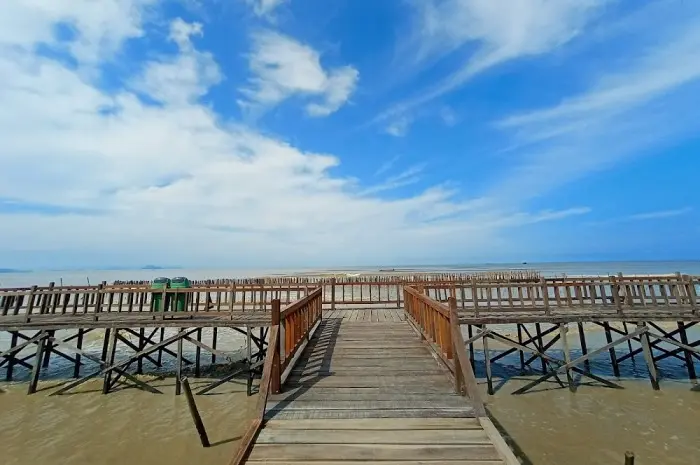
[239,316,518,464]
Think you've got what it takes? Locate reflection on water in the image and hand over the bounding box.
[0,378,256,465]
[485,379,700,465]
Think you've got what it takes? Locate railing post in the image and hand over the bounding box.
[24,285,37,322]
[611,275,622,313]
[449,297,464,395]
[271,299,281,394]
[541,277,550,314]
[330,277,336,311]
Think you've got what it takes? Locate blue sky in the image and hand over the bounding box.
[1,0,699,269]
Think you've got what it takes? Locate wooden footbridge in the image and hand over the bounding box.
[232,292,519,465]
[1,271,699,464]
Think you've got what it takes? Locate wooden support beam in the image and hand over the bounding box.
[181,377,210,447]
[638,323,660,390]
[27,331,46,394]
[51,328,198,395]
[102,328,118,394]
[48,336,162,394]
[560,324,574,392]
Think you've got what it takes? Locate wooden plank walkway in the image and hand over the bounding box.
[244,319,518,464]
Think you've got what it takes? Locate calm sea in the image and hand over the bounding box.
[2,261,700,287]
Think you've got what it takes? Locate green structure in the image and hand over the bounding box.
[151,277,171,311]
[170,277,191,312]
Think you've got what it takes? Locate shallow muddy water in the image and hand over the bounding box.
[485,378,700,465]
[0,378,256,465]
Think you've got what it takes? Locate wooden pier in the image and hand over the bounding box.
[233,293,518,465]
[1,271,699,463]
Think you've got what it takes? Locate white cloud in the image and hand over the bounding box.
[587,208,693,226]
[241,31,358,117]
[0,5,588,269]
[376,0,607,124]
[385,117,412,137]
[490,8,700,202]
[0,0,156,63]
[133,19,221,105]
[627,208,693,221]
[360,165,425,195]
[246,0,287,17]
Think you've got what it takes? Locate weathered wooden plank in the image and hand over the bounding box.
[265,408,476,420]
[316,342,425,349]
[286,374,450,387]
[296,358,438,368]
[248,444,499,461]
[268,391,462,402]
[305,348,428,357]
[291,367,446,376]
[256,429,491,445]
[263,418,482,430]
[267,398,470,411]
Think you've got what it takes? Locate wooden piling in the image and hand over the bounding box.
[181,377,210,447]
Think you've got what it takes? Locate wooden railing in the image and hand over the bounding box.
[0,284,318,319]
[2,273,698,324]
[279,288,323,373]
[229,290,321,465]
[229,325,278,465]
[423,274,699,315]
[403,286,485,416]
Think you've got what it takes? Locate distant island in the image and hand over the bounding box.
[0,268,27,273]
[141,265,181,270]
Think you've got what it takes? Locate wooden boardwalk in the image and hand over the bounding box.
[242,317,518,464]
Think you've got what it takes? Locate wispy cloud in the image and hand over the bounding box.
[588,207,692,226]
[628,208,693,221]
[385,117,411,137]
[487,2,700,203]
[360,165,425,195]
[374,155,400,176]
[240,30,358,116]
[374,0,608,125]
[245,0,287,18]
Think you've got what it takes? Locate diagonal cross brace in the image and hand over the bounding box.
[512,328,647,394]
[48,336,162,394]
[50,328,199,395]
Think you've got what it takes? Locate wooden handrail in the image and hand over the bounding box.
[229,324,279,465]
[404,286,485,416]
[280,288,323,372]
[449,297,486,416]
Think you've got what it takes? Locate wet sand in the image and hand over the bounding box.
[485,378,700,465]
[0,378,256,465]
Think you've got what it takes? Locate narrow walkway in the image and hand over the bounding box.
[245,318,517,464]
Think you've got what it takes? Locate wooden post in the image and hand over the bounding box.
[638,323,659,390]
[181,377,210,447]
[541,277,550,314]
[677,322,697,380]
[449,297,463,395]
[330,277,336,311]
[102,328,118,394]
[28,331,45,394]
[176,328,183,395]
[483,326,493,395]
[271,299,281,394]
[624,451,635,465]
[24,285,37,322]
[74,329,84,378]
[603,322,621,377]
[560,324,574,392]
